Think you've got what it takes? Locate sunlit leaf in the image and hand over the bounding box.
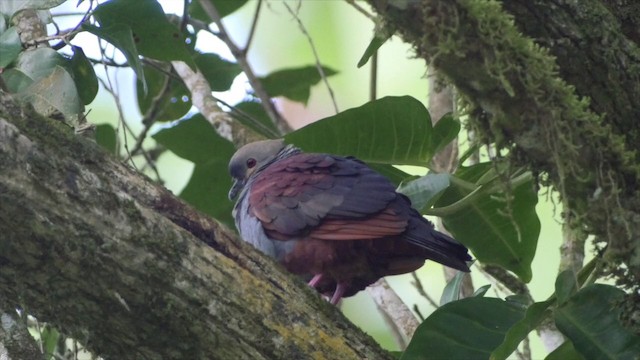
[397,173,450,212]
[401,297,526,360]
[434,163,540,282]
[152,115,235,226]
[554,284,640,360]
[286,96,454,166]
[260,65,338,105]
[473,284,491,297]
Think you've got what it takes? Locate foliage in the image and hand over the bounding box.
[0,0,637,359]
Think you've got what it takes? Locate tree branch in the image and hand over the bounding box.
[0,94,392,360]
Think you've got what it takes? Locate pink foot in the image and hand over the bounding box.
[330,283,348,305]
[308,274,323,288]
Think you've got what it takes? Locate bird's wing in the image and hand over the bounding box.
[248,153,408,240]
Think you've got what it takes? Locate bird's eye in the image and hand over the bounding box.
[246,158,257,168]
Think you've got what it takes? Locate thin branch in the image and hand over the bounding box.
[366,279,418,349]
[197,0,291,135]
[125,68,173,161]
[243,0,263,53]
[410,272,439,308]
[283,1,339,114]
[345,0,376,21]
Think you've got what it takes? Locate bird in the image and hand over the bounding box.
[228,139,471,304]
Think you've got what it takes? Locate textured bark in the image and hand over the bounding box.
[0,311,43,360]
[0,94,392,359]
[367,0,640,325]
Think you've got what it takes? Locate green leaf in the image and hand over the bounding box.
[260,65,338,105]
[439,270,466,305]
[95,123,117,155]
[369,164,413,186]
[397,173,450,213]
[401,297,526,360]
[92,0,194,67]
[546,341,586,360]
[473,284,491,297]
[82,23,145,89]
[1,68,33,92]
[194,52,242,91]
[152,115,235,226]
[189,0,249,22]
[69,46,98,105]
[431,113,460,154]
[555,269,578,305]
[18,65,81,120]
[491,299,554,360]
[434,163,540,282]
[0,27,21,68]
[554,284,640,360]
[357,30,393,68]
[136,64,191,122]
[286,96,453,166]
[40,323,60,359]
[13,47,66,81]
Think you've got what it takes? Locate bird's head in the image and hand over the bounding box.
[228,139,288,200]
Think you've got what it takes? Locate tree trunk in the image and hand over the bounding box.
[0,94,392,359]
[367,0,639,318]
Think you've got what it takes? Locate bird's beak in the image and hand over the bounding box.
[228,178,245,201]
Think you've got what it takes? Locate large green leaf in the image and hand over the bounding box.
[554,284,640,360]
[546,341,586,360]
[82,23,145,88]
[397,173,450,212]
[439,270,466,305]
[286,96,457,166]
[136,65,191,122]
[92,0,194,67]
[95,124,117,155]
[401,297,526,360]
[491,299,554,360]
[260,65,338,105]
[0,26,21,68]
[18,65,81,120]
[69,46,98,105]
[189,0,249,22]
[13,47,67,81]
[433,163,540,282]
[194,52,242,91]
[152,115,235,226]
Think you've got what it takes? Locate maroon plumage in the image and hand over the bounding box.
[229,140,471,304]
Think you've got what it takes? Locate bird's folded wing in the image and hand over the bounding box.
[248,153,408,240]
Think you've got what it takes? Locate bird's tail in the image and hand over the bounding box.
[404,216,472,272]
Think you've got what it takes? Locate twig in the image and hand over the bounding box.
[243,0,263,53]
[345,0,376,21]
[197,0,291,135]
[283,1,339,114]
[125,67,173,161]
[410,272,439,308]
